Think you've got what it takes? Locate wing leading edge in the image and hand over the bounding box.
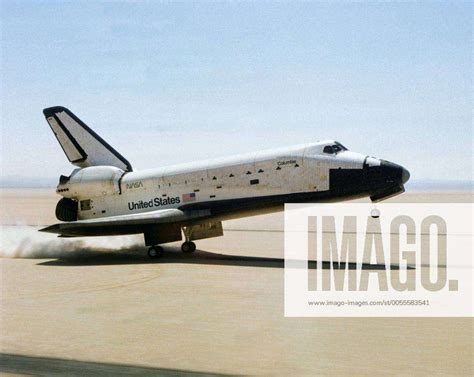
[39,209,211,237]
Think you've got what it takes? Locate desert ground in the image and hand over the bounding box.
[0,189,472,376]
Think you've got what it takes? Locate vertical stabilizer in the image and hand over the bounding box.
[43,106,132,171]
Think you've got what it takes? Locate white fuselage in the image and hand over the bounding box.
[58,141,369,220]
[42,106,410,247]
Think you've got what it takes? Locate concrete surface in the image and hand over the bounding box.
[0,189,472,376]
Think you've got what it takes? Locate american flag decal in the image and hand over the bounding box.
[182,192,196,203]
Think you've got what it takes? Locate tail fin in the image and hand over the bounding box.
[43,106,132,171]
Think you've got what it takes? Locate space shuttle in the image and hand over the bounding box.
[40,106,410,258]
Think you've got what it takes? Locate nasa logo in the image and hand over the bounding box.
[126,181,143,189]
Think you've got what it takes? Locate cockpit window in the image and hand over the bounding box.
[323,146,334,154]
[323,142,348,155]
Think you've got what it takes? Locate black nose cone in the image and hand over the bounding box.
[401,167,410,184]
[366,160,410,202]
[379,160,410,185]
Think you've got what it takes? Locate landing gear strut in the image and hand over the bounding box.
[148,245,164,258]
[181,241,196,253]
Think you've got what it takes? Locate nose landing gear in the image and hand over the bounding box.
[181,241,196,253]
[148,245,164,258]
[370,205,380,219]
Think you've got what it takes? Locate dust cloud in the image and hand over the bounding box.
[0,225,143,259]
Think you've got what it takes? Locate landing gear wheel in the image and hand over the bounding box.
[370,208,380,219]
[148,246,163,258]
[181,241,196,253]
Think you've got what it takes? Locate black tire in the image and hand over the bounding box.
[148,246,163,258]
[181,241,196,253]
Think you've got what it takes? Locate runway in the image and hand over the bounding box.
[0,189,472,376]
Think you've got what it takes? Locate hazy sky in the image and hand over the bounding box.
[1,1,472,181]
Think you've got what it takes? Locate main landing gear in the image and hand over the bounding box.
[181,241,196,253]
[147,242,196,258]
[148,245,164,258]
